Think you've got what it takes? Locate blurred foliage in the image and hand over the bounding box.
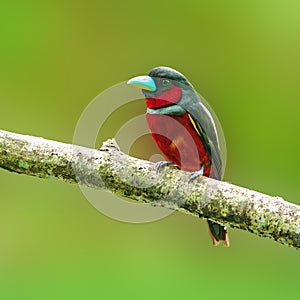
[1,1,300,299]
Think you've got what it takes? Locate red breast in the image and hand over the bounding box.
[146,112,211,174]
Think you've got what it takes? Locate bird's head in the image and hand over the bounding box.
[127,66,195,109]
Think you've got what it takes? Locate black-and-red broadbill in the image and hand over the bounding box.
[128,66,229,246]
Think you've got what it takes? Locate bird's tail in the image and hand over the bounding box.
[207,220,230,247]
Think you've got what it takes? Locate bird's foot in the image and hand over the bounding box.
[189,165,205,182]
[155,161,177,173]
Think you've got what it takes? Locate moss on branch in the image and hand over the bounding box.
[0,129,299,249]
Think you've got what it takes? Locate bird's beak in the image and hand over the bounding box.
[127,75,157,92]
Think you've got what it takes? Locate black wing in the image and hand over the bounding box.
[178,89,222,180]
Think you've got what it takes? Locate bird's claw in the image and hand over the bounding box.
[189,165,205,182]
[155,161,177,173]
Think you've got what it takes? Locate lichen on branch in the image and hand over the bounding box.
[0,129,299,249]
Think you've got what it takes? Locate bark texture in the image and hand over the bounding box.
[0,129,299,249]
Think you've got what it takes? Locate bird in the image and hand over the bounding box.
[127,66,229,246]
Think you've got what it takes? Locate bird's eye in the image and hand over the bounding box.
[162,79,171,86]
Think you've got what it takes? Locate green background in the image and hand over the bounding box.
[1,1,300,299]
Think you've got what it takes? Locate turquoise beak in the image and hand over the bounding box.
[127,75,157,92]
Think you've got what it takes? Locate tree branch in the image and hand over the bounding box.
[0,129,299,249]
